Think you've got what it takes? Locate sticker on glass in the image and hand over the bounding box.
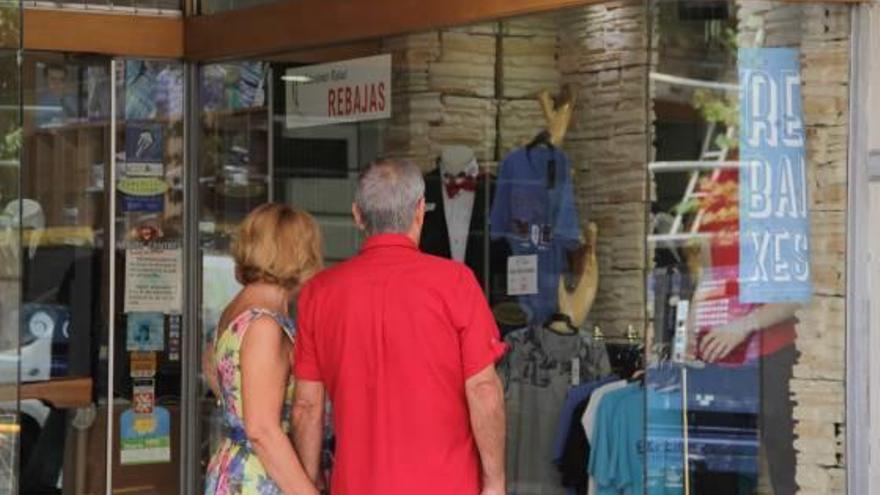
[132,378,156,414]
[126,313,165,352]
[120,406,171,465]
[130,351,158,379]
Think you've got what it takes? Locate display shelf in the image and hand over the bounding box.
[201,106,267,120]
[0,376,93,409]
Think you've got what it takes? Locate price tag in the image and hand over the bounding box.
[507,255,538,296]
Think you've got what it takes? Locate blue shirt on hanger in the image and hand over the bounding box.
[552,375,618,465]
[590,384,644,495]
[489,146,581,324]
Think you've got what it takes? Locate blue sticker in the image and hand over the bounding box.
[738,48,812,304]
[120,406,171,465]
[125,123,164,177]
[121,194,164,213]
[126,312,165,352]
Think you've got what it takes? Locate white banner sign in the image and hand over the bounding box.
[285,54,391,129]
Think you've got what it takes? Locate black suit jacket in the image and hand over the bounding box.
[420,169,509,304]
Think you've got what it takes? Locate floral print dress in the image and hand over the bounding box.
[205,309,296,495]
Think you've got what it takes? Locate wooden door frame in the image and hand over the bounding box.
[22,8,184,58]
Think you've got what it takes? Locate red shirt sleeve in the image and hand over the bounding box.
[453,266,508,379]
[294,282,323,382]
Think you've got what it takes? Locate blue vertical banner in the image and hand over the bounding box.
[738,48,812,303]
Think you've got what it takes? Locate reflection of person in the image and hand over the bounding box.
[292,159,508,495]
[37,63,77,126]
[203,203,322,495]
[688,170,798,494]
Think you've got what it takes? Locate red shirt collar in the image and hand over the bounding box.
[361,233,418,253]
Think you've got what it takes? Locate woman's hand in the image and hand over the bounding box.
[699,320,752,362]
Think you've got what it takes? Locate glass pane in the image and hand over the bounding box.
[648,1,849,493]
[198,0,275,16]
[197,60,269,490]
[195,3,851,494]
[20,53,110,494]
[0,45,19,492]
[26,0,181,13]
[111,58,184,494]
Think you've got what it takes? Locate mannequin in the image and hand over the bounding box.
[490,84,599,328]
[538,84,577,148]
[437,146,479,263]
[420,145,491,279]
[538,84,600,334]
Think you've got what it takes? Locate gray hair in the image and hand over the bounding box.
[355,158,425,234]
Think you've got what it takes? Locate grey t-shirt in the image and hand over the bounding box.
[499,326,611,495]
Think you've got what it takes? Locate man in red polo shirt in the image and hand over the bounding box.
[291,159,508,495]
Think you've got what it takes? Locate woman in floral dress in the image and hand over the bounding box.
[204,203,323,495]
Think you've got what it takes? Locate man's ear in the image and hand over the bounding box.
[352,203,367,231]
[415,197,426,226]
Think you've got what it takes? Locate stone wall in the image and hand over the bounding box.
[383,28,498,172]
[738,3,850,493]
[558,0,653,338]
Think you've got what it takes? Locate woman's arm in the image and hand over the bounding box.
[700,302,801,362]
[241,318,319,495]
[202,341,220,398]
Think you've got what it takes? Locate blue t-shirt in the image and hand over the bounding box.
[489,146,581,324]
[646,368,685,495]
[589,384,644,495]
[552,376,617,464]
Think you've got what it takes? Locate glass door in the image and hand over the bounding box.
[108,58,184,494]
[0,0,20,488]
[15,53,183,495]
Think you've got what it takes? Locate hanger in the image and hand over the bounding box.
[544,312,578,334]
[526,130,554,151]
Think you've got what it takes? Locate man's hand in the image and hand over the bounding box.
[481,484,506,495]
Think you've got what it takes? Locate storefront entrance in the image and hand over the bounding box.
[0,0,859,493]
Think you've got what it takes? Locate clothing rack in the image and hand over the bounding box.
[592,325,645,379]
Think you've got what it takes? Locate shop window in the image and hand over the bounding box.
[23,0,181,13]
[195,1,851,494]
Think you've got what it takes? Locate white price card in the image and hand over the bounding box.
[507,255,538,296]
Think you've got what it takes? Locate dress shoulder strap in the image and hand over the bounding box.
[245,308,296,343]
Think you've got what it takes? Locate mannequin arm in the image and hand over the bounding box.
[554,222,599,331]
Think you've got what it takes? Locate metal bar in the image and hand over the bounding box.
[267,65,274,202]
[647,233,714,244]
[180,60,202,495]
[847,6,873,494]
[650,72,738,92]
[105,57,118,495]
[649,161,742,172]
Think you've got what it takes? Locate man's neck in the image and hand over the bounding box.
[368,230,420,246]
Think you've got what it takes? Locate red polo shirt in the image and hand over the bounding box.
[294,234,507,495]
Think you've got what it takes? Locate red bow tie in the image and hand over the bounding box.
[444,174,477,198]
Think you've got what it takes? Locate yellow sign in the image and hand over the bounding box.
[118,178,168,197]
